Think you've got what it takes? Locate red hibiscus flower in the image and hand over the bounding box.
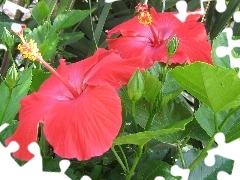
[6,48,145,161]
[107,6,212,67]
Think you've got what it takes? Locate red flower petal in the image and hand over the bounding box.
[107,7,213,65]
[84,49,145,89]
[6,48,138,161]
[107,35,187,66]
[106,37,150,59]
[43,84,121,160]
[5,93,58,160]
[39,58,98,97]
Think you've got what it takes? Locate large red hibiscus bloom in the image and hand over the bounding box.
[6,48,144,161]
[107,6,212,67]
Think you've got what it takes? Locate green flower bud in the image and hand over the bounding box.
[5,64,18,89]
[127,69,145,101]
[2,27,15,49]
[166,35,180,57]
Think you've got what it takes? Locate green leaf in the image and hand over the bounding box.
[210,1,240,40]
[195,105,240,143]
[143,71,161,103]
[0,120,18,143]
[58,32,84,46]
[190,118,210,142]
[194,104,219,137]
[0,19,14,44]
[147,62,161,77]
[119,90,150,128]
[161,72,183,106]
[153,100,192,144]
[233,23,240,36]
[26,22,58,60]
[225,119,240,142]
[137,160,179,180]
[217,106,240,143]
[43,157,63,172]
[177,148,233,180]
[57,49,77,59]
[114,117,192,146]
[170,62,240,112]
[30,69,50,92]
[212,32,231,68]
[56,0,71,14]
[26,22,51,44]
[88,3,111,55]
[0,68,32,124]
[53,10,90,31]
[31,0,50,24]
[38,37,58,61]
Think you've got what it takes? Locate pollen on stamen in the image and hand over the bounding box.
[138,12,152,25]
[17,39,42,61]
[135,3,152,25]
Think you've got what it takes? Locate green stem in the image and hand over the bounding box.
[188,135,215,170]
[145,111,155,131]
[162,55,170,83]
[0,88,12,124]
[177,142,186,169]
[160,54,172,91]
[111,146,127,174]
[126,145,143,180]
[165,54,171,70]
[8,49,19,71]
[189,112,220,170]
[180,136,191,149]
[131,101,138,132]
[119,145,129,172]
[188,107,240,171]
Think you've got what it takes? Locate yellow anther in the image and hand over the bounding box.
[17,39,41,61]
[138,12,152,25]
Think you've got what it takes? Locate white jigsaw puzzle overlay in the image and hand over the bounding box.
[1,0,240,180]
[156,0,240,179]
[0,124,91,180]
[204,132,240,180]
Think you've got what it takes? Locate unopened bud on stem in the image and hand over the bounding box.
[127,69,145,101]
[166,35,180,57]
[5,64,18,89]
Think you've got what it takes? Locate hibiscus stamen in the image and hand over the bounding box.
[17,39,41,61]
[19,41,79,98]
[135,3,152,25]
[12,23,79,98]
[135,3,160,46]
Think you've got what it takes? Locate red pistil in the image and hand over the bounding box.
[135,3,160,46]
[35,55,79,98]
[149,25,161,46]
[135,3,148,13]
